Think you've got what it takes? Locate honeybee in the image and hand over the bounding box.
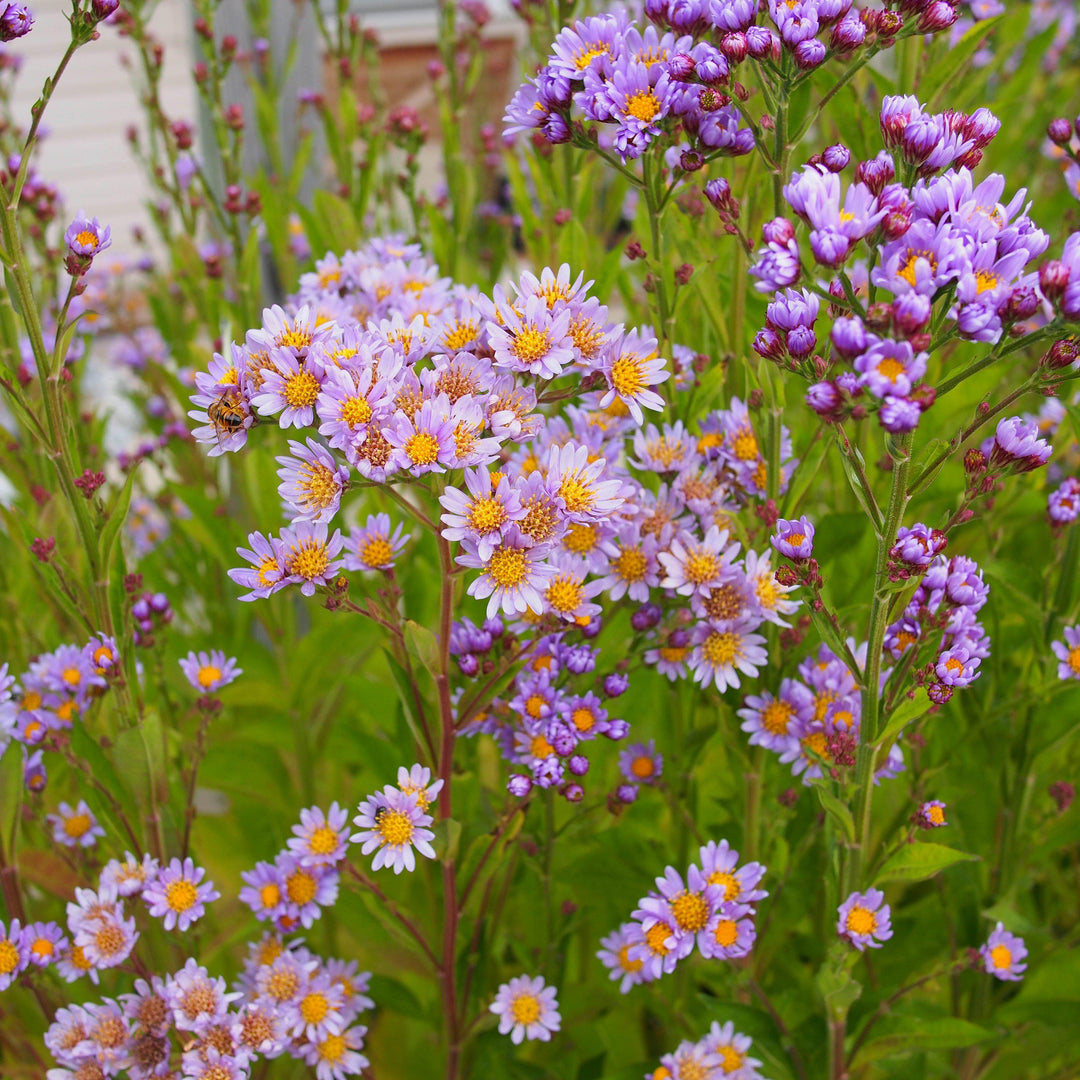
[206,389,248,446]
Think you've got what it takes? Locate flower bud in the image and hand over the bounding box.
[668,52,696,80]
[918,0,956,31]
[1047,117,1074,145]
[1039,260,1070,301]
[793,38,827,70]
[822,143,850,172]
[720,31,748,63]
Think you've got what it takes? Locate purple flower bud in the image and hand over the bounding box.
[0,1,33,40]
[1039,260,1070,301]
[669,628,690,649]
[458,653,479,676]
[855,152,895,196]
[892,293,931,335]
[536,68,573,110]
[720,31,748,62]
[787,324,817,358]
[581,617,602,639]
[918,0,956,31]
[603,672,629,697]
[745,25,777,59]
[631,603,663,631]
[1003,285,1039,322]
[90,0,119,21]
[831,316,868,358]
[879,395,922,433]
[562,783,584,803]
[794,38,827,70]
[616,783,638,804]
[680,148,705,172]
[772,516,815,560]
[762,216,795,245]
[822,143,850,172]
[809,228,851,266]
[132,598,151,620]
[553,732,576,756]
[806,381,841,414]
[568,754,590,776]
[882,206,912,240]
[149,592,170,613]
[705,177,733,212]
[753,327,785,359]
[605,718,631,740]
[482,616,504,638]
[668,52,696,80]
[541,113,571,145]
[507,774,533,797]
[927,682,952,705]
[830,13,865,51]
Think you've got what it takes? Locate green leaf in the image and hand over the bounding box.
[0,745,22,855]
[100,462,139,578]
[854,1017,995,1064]
[874,689,930,748]
[814,785,855,844]
[366,974,425,1020]
[875,841,980,884]
[404,620,440,680]
[920,16,1003,109]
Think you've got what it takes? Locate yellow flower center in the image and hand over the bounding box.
[702,631,740,667]
[308,825,338,855]
[571,707,595,732]
[524,694,546,719]
[469,497,506,533]
[845,906,876,935]
[378,810,414,846]
[530,735,554,759]
[166,879,199,912]
[21,690,42,710]
[898,248,937,287]
[299,462,340,511]
[92,645,114,669]
[488,547,528,588]
[287,869,318,904]
[707,870,740,901]
[405,432,440,466]
[626,90,661,122]
[320,1034,347,1062]
[684,551,719,584]
[558,471,595,514]
[63,667,82,686]
[631,755,655,779]
[803,731,831,760]
[360,536,394,567]
[64,814,92,839]
[618,943,643,972]
[75,230,100,250]
[288,539,329,581]
[278,326,313,350]
[546,577,582,613]
[990,944,1012,969]
[615,548,648,581]
[974,269,998,294]
[714,919,738,947]
[761,700,793,735]
[31,937,54,959]
[0,940,19,973]
[511,326,552,364]
[260,883,281,909]
[511,992,541,1025]
[564,523,598,553]
[197,665,221,688]
[574,44,608,69]
[300,991,329,1023]
[875,357,905,383]
[443,320,479,351]
[341,395,373,426]
[94,923,126,957]
[659,646,687,663]
[257,555,280,588]
[927,804,946,825]
[645,922,671,955]
[718,1045,744,1073]
[610,354,646,396]
[266,969,299,1000]
[1068,645,1080,674]
[670,890,709,932]
[284,370,320,408]
[731,428,759,461]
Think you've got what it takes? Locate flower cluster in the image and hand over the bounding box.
[648,1019,765,1080]
[599,841,766,992]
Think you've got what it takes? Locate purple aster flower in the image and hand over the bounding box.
[916,799,948,828]
[738,679,810,752]
[279,521,345,596]
[166,958,240,1033]
[458,527,556,618]
[837,888,893,950]
[440,467,523,560]
[989,415,1052,472]
[1052,625,1080,681]
[595,59,672,162]
[46,800,105,848]
[854,339,928,399]
[0,2,33,40]
[0,920,29,989]
[239,860,288,922]
[892,523,947,568]
[596,326,670,423]
[699,1020,764,1076]
[597,922,650,993]
[659,525,741,597]
[548,15,621,79]
[943,555,989,610]
[385,395,458,475]
[935,645,981,687]
[278,856,339,927]
[121,975,171,1035]
[344,512,410,572]
[697,839,768,905]
[79,999,133,1073]
[179,650,241,693]
[749,230,801,293]
[872,218,967,296]
[229,530,288,600]
[771,516,814,560]
[300,1024,370,1079]
[698,901,757,960]
[19,920,65,968]
[690,618,768,692]
[287,802,350,867]
[490,974,561,1044]
[596,525,661,602]
[980,922,1027,981]
[546,441,624,522]
[250,349,325,428]
[487,291,574,378]
[351,787,437,874]
[316,360,397,452]
[276,438,350,523]
[284,969,347,1042]
[396,762,444,813]
[143,857,219,931]
[64,212,111,275]
[626,911,683,978]
[619,739,663,784]
[766,287,819,331]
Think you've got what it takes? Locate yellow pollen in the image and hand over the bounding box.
[574,44,609,68]
[284,370,320,408]
[166,879,199,912]
[707,870,741,902]
[839,209,855,223]
[714,919,738,947]
[25,720,43,741]
[94,923,126,957]
[625,90,661,122]
[341,396,372,426]
[197,665,221,688]
[833,709,854,729]
[405,432,440,466]
[92,645,113,668]
[68,944,92,971]
[318,268,340,286]
[530,735,554,759]
[761,700,794,735]
[945,658,964,675]
[876,357,905,383]
[570,316,605,358]
[75,230,100,250]
[260,883,281,909]
[378,810,414,846]
[0,940,19,974]
[63,667,81,686]
[299,462,340,512]
[571,707,595,732]
[443,320,479,351]
[618,943,644,972]
[257,937,284,966]
[277,327,313,350]
[93,1016,127,1048]
[684,551,719,584]
[564,523,597,554]
[1067,645,1080,674]
[257,555,280,588]
[974,269,998,294]
[287,869,318,904]
[702,631,740,667]
[990,944,1012,969]
[731,428,759,461]
[927,804,946,825]
[64,814,92,839]
[845,906,876,936]
[22,690,42,710]
[525,694,546,719]
[631,755,655,779]
[558,471,595,514]
[300,992,329,1024]
[265,969,299,1001]
[360,536,394,567]
[469,497,506,533]
[645,922,671,955]
[679,1059,709,1080]
[659,646,687,663]
[511,326,552,364]
[511,993,542,1025]
[320,1034,347,1062]
[898,248,937,287]
[670,890,709,932]
[31,937,55,959]
[308,825,338,855]
[547,578,582,612]
[288,540,329,581]
[488,547,528,588]
[896,631,918,652]
[814,690,836,722]
[718,1046,744,1074]
[615,548,648,581]
[610,355,646,396]
[803,731,831,760]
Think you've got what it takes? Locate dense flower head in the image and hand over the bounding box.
[179,650,242,693]
[980,921,1027,981]
[1051,625,1080,681]
[351,784,437,874]
[838,888,893,950]
[490,974,561,1043]
[142,858,219,932]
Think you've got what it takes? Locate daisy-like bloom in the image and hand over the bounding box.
[317,361,395,453]
[80,999,133,1073]
[440,467,523,561]
[285,969,347,1042]
[980,921,1028,981]
[300,1024,370,1080]
[915,799,948,828]
[1048,478,1080,525]
[619,739,663,784]
[697,840,768,907]
[0,919,29,989]
[287,803,351,867]
[385,395,458,475]
[690,618,769,693]
[179,650,242,693]
[55,941,99,984]
[488,291,575,378]
[490,974,561,1044]
[229,531,288,601]
[1052,625,1080,681]
[561,691,611,741]
[231,998,290,1061]
[344,512,410,573]
[659,525,741,597]
[626,911,682,979]
[120,975,172,1035]
[738,680,809,753]
[546,442,625,523]
[277,438,350,523]
[143,857,219,931]
[699,901,757,961]
[597,526,661,603]
[771,516,815,561]
[597,922,650,994]
[239,860,288,922]
[698,1019,765,1079]
[351,787,437,874]
[636,865,721,952]
[165,958,240,1033]
[599,59,672,162]
[541,550,604,624]
[458,527,557,618]
[837,888,893,951]
[20,920,66,968]
[64,212,112,273]
[395,763,444,813]
[45,1003,93,1064]
[253,947,316,1007]
[73,898,139,970]
[248,302,331,357]
[596,327,669,423]
[280,521,346,596]
[46,800,105,848]
[250,348,325,428]
[279,856,340,928]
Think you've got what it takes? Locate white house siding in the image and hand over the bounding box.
[11,0,196,259]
